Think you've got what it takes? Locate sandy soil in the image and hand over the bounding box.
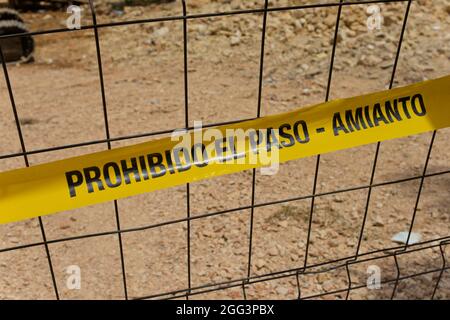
[0,0,449,299]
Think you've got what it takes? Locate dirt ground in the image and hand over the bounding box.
[0,0,449,299]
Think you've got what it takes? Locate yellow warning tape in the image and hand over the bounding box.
[1,75,449,225]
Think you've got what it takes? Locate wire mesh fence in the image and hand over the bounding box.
[0,0,449,300]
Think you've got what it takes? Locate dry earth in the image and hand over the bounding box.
[0,0,449,299]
